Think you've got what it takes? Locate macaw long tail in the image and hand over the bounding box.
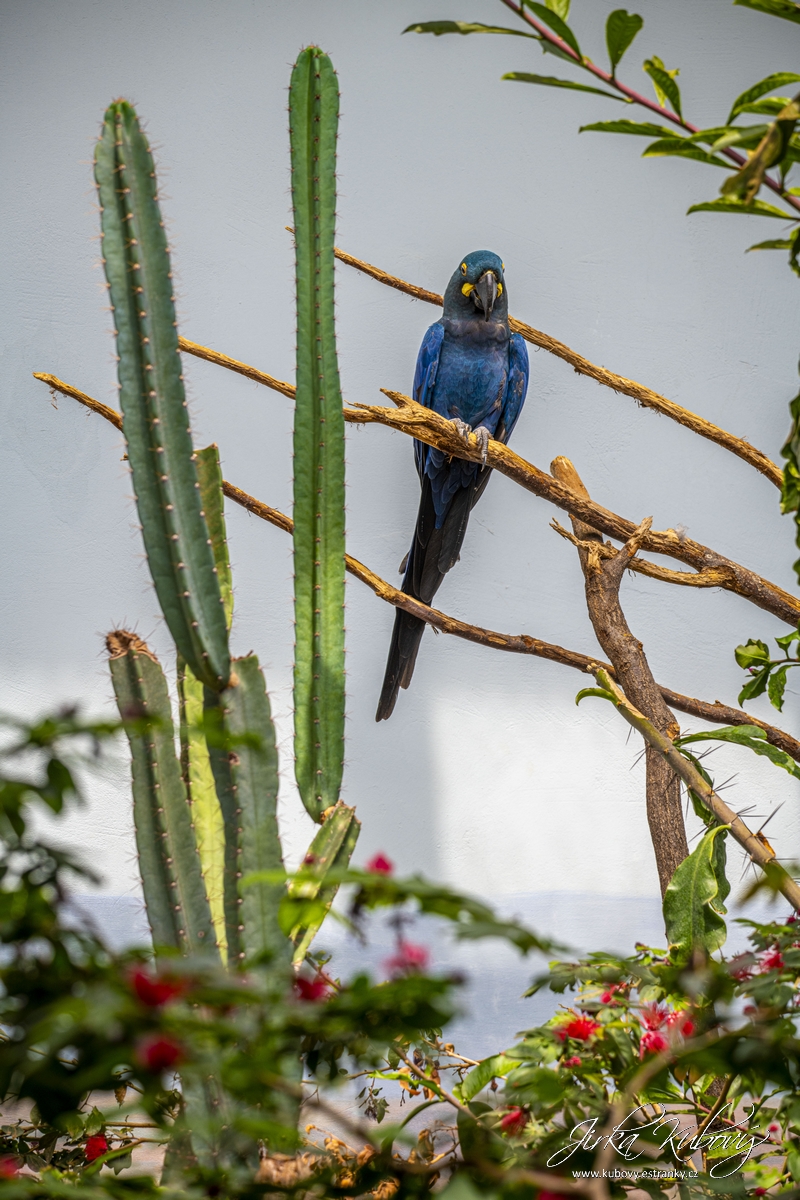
[375,473,486,721]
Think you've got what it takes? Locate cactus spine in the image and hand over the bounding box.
[107,631,218,957]
[289,48,346,823]
[94,101,230,693]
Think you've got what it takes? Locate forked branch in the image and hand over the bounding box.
[33,372,800,766]
[552,456,688,895]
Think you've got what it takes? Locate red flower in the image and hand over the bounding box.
[729,955,754,981]
[754,1189,767,1196]
[366,853,394,875]
[556,1015,601,1042]
[294,974,329,1002]
[499,1107,528,1136]
[639,1030,668,1057]
[539,1193,571,1200]
[563,1055,582,1068]
[600,984,622,1006]
[640,1003,669,1030]
[128,967,186,1008]
[769,1123,780,1134]
[666,1010,694,1038]
[384,940,430,976]
[84,1135,109,1163]
[135,1033,183,1073]
[0,1157,20,1178]
[760,947,784,972]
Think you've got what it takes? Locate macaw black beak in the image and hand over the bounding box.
[472,270,498,320]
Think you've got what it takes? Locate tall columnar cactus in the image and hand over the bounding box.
[107,631,218,957]
[94,101,230,693]
[289,48,347,823]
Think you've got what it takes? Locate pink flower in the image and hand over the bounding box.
[84,1135,109,1163]
[754,1189,767,1196]
[499,1107,528,1136]
[366,853,394,875]
[729,955,754,981]
[294,974,329,1002]
[639,1030,668,1057]
[128,967,187,1008]
[760,947,784,972]
[666,1010,695,1038]
[563,1055,582,1068]
[556,1015,601,1042]
[640,1003,669,1030]
[135,1033,183,1073]
[384,940,429,976]
[769,1123,780,1134]
[600,985,622,1006]
[0,1158,20,1178]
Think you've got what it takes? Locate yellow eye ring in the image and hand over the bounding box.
[460,262,467,275]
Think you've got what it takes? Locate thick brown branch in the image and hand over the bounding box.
[358,389,800,626]
[595,669,800,912]
[324,240,781,488]
[34,373,800,767]
[553,456,688,896]
[552,520,741,590]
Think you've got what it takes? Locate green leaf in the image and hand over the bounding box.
[575,686,617,705]
[524,2,582,59]
[735,96,797,118]
[746,237,793,251]
[711,124,771,152]
[644,57,682,118]
[734,638,771,669]
[677,724,800,781]
[642,138,729,167]
[663,825,730,963]
[738,667,771,704]
[775,627,800,652]
[687,196,794,218]
[605,9,643,73]
[727,72,800,123]
[503,72,624,101]
[403,20,538,38]
[580,119,677,137]
[545,0,570,18]
[767,664,790,710]
[733,0,800,25]
[455,1054,519,1102]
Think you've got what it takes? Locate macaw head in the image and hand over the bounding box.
[443,250,508,322]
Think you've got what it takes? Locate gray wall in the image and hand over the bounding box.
[2,0,798,976]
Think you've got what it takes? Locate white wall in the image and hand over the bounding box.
[2,0,798,955]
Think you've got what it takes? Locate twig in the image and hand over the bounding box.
[317,236,781,487]
[497,0,800,218]
[396,1052,473,1119]
[32,373,800,766]
[552,456,688,896]
[592,667,800,910]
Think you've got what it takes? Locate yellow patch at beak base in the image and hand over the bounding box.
[461,282,474,297]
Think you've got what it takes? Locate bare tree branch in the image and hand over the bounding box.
[552,456,688,896]
[33,374,800,766]
[315,236,781,487]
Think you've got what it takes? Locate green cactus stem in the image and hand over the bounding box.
[289,48,346,822]
[106,630,218,957]
[94,101,230,692]
[288,800,360,964]
[178,658,227,960]
[205,656,289,966]
[176,444,233,958]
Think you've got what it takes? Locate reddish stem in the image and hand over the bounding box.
[498,0,800,217]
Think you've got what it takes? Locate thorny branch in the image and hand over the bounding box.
[592,668,800,911]
[31,373,800,767]
[551,456,688,896]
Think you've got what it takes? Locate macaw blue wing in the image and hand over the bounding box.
[412,321,444,479]
[496,332,529,446]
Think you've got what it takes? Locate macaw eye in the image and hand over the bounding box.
[460,263,467,275]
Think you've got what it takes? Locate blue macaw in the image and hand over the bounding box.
[376,250,530,720]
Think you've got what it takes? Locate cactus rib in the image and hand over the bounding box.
[94,102,230,692]
[107,630,218,957]
[289,49,346,822]
[205,656,289,965]
[289,801,360,964]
